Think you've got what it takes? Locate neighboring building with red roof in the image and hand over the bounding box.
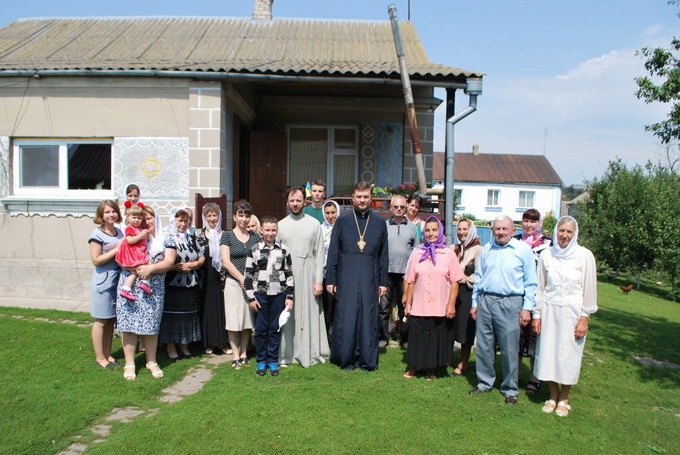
[433,147,563,222]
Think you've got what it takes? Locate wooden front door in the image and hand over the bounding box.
[249,131,287,220]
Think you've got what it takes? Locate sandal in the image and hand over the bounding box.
[240,357,251,367]
[525,381,541,394]
[146,362,164,379]
[541,399,557,413]
[123,365,136,381]
[403,368,417,379]
[231,360,241,370]
[451,366,467,377]
[555,401,571,417]
[425,369,436,381]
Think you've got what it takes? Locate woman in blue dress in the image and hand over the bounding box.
[88,200,124,370]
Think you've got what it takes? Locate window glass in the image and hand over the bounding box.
[289,128,328,188]
[334,128,356,149]
[519,190,535,207]
[487,189,500,206]
[333,155,356,196]
[68,143,111,190]
[454,189,462,205]
[21,145,59,187]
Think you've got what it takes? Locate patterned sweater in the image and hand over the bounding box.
[244,240,295,302]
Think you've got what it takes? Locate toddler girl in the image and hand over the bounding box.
[116,203,152,301]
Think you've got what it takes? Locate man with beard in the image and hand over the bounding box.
[277,186,329,367]
[326,181,388,370]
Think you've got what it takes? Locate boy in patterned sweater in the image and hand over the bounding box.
[244,215,295,376]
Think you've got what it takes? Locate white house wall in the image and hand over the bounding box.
[0,77,232,307]
[454,182,562,222]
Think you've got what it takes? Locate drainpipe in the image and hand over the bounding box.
[444,77,482,246]
[388,4,428,196]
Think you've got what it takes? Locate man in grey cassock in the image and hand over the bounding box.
[278,186,330,367]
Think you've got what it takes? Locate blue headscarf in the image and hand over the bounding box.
[418,216,446,265]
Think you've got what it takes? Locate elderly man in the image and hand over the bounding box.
[326,181,388,370]
[469,215,537,404]
[379,195,418,348]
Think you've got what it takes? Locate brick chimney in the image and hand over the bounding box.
[252,0,274,20]
[472,144,479,155]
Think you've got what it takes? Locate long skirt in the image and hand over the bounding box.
[224,278,253,331]
[406,316,454,370]
[452,284,476,345]
[201,281,227,348]
[159,286,202,344]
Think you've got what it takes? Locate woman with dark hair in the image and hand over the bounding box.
[403,216,465,380]
[515,208,552,393]
[159,209,205,361]
[89,200,124,370]
[533,216,597,417]
[406,194,424,243]
[117,205,176,380]
[195,202,228,354]
[450,218,483,376]
[221,200,259,369]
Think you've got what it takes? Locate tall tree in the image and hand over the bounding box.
[578,160,656,279]
[635,1,680,160]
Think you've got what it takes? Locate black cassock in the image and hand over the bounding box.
[326,208,388,370]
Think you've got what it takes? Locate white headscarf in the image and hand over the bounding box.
[551,216,581,260]
[165,209,190,250]
[148,211,165,257]
[203,208,223,272]
[321,200,340,242]
[456,218,478,259]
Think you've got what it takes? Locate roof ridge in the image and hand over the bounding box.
[14,16,395,24]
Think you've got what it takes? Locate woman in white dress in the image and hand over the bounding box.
[532,216,597,417]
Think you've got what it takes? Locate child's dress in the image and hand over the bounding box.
[116,226,149,268]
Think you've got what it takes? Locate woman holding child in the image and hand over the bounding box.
[221,200,259,369]
[116,206,177,380]
[89,200,124,370]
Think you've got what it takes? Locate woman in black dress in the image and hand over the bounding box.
[196,203,228,354]
[450,218,483,377]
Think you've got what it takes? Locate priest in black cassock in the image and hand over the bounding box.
[326,181,389,370]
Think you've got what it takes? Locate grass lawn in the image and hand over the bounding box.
[1,281,679,455]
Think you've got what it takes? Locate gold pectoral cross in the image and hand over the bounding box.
[357,237,366,252]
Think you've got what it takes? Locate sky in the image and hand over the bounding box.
[2,0,679,185]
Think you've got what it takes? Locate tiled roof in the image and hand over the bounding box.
[0,17,481,80]
[433,152,563,186]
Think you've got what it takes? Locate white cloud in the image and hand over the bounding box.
[434,42,673,184]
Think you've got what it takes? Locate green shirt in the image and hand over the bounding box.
[303,205,324,224]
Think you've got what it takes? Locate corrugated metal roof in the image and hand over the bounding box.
[433,152,563,186]
[0,17,481,79]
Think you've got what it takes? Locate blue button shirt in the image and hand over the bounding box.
[472,238,537,311]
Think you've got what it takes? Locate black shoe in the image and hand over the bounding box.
[504,396,518,405]
[256,362,267,376]
[468,387,491,395]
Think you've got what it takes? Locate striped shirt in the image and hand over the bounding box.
[244,240,295,302]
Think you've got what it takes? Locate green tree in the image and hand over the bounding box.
[635,1,680,161]
[649,165,680,300]
[578,160,656,279]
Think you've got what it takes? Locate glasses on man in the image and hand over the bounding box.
[392,205,406,209]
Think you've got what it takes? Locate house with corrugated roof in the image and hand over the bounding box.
[0,0,482,306]
[433,146,562,222]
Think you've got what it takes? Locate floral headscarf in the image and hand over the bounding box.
[455,218,478,259]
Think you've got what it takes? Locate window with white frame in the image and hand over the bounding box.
[454,189,463,206]
[518,190,535,208]
[288,126,358,196]
[13,139,113,197]
[487,189,500,206]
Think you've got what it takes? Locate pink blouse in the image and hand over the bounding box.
[405,248,465,317]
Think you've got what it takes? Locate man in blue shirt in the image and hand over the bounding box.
[469,215,537,404]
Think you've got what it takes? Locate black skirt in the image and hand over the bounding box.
[452,284,476,345]
[405,316,454,370]
[159,286,202,345]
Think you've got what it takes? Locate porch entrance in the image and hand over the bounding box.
[248,131,287,220]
